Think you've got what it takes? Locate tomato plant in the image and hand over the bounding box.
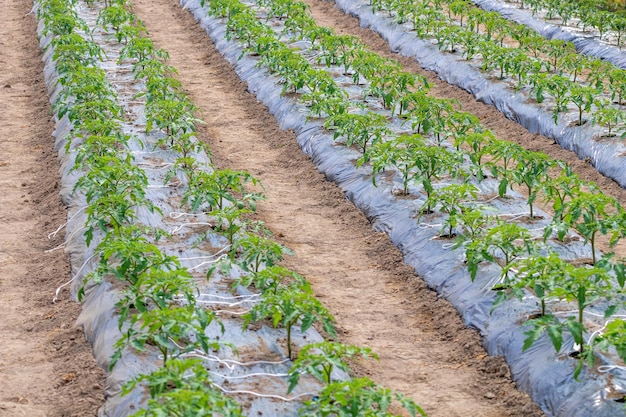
[233,265,306,294]
[509,149,558,219]
[123,358,243,417]
[358,133,427,195]
[496,252,567,316]
[287,342,378,393]
[553,192,623,264]
[485,139,524,197]
[233,233,292,273]
[465,221,536,281]
[326,112,390,154]
[569,85,598,126]
[592,100,626,137]
[243,280,336,359]
[420,183,479,237]
[299,377,426,417]
[523,264,617,379]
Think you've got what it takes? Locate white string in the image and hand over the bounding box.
[598,365,626,373]
[169,340,290,371]
[47,206,88,239]
[169,222,213,234]
[214,309,252,316]
[498,212,531,222]
[195,298,258,307]
[208,370,289,380]
[136,162,173,170]
[553,310,626,319]
[196,352,289,370]
[198,293,260,300]
[188,254,228,271]
[418,222,442,229]
[213,384,316,402]
[52,252,97,303]
[170,211,205,218]
[45,226,88,253]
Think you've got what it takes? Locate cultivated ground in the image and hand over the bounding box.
[3,0,626,416]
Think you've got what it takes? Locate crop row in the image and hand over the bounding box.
[500,0,626,47]
[367,0,626,133]
[205,0,626,387]
[38,0,244,414]
[39,0,427,415]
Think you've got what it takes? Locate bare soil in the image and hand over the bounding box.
[0,0,105,416]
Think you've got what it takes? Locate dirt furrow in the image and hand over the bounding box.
[129,0,544,415]
[0,1,105,416]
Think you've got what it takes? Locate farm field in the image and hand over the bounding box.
[3,0,626,416]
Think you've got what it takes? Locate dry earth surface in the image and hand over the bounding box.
[0,0,105,416]
[3,0,626,416]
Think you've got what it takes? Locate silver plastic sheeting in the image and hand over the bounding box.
[470,0,626,69]
[332,0,626,190]
[181,0,626,415]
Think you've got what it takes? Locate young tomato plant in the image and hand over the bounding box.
[242,280,336,360]
[122,358,243,417]
[299,377,426,417]
[485,139,524,197]
[555,192,622,264]
[326,112,390,154]
[415,146,465,212]
[523,264,617,379]
[464,221,536,281]
[183,168,264,212]
[287,342,378,393]
[358,133,427,195]
[232,233,292,273]
[112,304,220,368]
[569,85,598,126]
[454,130,496,180]
[496,251,567,316]
[509,150,558,219]
[232,265,306,294]
[591,99,626,137]
[420,183,479,237]
[455,208,495,243]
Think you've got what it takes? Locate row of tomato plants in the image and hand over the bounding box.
[43,0,427,415]
[501,0,626,47]
[368,0,626,131]
[210,0,626,384]
[39,0,243,414]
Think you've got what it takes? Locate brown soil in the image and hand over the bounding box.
[0,0,105,416]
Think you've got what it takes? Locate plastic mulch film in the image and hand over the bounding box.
[331,0,626,191]
[180,0,626,415]
[469,0,626,70]
[36,1,328,416]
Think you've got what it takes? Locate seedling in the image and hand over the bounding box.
[299,377,426,417]
[287,342,378,393]
[243,280,336,359]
